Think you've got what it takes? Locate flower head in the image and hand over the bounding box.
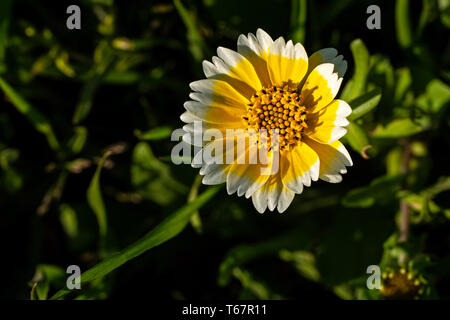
[180,29,353,213]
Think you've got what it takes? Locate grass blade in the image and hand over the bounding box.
[396,0,413,49]
[290,0,307,44]
[87,151,111,253]
[173,0,208,62]
[0,76,60,150]
[50,185,221,300]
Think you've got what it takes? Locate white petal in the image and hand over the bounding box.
[256,28,273,52]
[277,188,295,213]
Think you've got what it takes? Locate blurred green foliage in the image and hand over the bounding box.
[1,0,449,300]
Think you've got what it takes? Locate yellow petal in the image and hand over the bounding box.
[300,63,342,111]
[303,137,353,183]
[280,142,319,194]
[306,99,351,144]
[203,47,262,98]
[237,29,273,87]
[226,143,274,198]
[267,37,308,86]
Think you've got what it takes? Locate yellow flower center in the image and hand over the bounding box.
[243,84,308,151]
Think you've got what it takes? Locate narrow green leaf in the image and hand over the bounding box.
[134,126,172,141]
[280,250,320,282]
[396,0,413,49]
[50,185,221,300]
[73,41,114,124]
[0,0,12,64]
[173,0,207,62]
[35,281,49,300]
[423,176,450,198]
[72,75,103,124]
[0,76,60,150]
[393,68,412,105]
[60,204,78,238]
[87,152,110,251]
[348,88,382,121]
[344,39,370,101]
[188,174,203,233]
[290,0,307,44]
[67,126,88,155]
[232,267,279,299]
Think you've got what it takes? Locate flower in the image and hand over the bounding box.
[180,29,353,213]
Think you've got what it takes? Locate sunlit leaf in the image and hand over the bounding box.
[342,122,375,159]
[348,88,382,121]
[373,118,425,138]
[396,0,413,49]
[341,39,370,101]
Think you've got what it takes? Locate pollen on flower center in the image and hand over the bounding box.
[242,83,308,151]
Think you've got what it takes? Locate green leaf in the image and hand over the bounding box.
[173,0,207,62]
[290,0,307,43]
[386,147,403,176]
[416,79,450,115]
[218,231,310,286]
[0,0,12,64]
[342,122,375,158]
[393,68,412,105]
[373,118,424,138]
[280,250,320,282]
[50,186,221,300]
[188,174,203,233]
[232,267,280,299]
[60,204,78,238]
[72,41,114,124]
[87,152,110,251]
[396,0,413,49]
[348,88,382,121]
[423,176,450,198]
[72,75,103,124]
[0,76,60,150]
[34,264,67,300]
[134,126,172,141]
[342,175,404,208]
[341,39,370,101]
[67,126,88,155]
[131,142,187,205]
